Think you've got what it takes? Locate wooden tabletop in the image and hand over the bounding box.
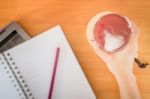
[0,0,150,99]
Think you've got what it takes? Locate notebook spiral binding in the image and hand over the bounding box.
[2,53,34,99]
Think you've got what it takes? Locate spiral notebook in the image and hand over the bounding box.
[0,25,96,99]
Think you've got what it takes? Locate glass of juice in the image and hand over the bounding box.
[87,11,133,53]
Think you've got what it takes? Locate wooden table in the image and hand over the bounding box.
[0,0,150,99]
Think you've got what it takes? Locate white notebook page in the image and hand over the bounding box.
[4,25,96,99]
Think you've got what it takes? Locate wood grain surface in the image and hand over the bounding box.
[0,0,150,99]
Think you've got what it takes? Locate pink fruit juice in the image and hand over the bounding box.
[94,14,132,52]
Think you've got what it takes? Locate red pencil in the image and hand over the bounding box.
[48,47,60,99]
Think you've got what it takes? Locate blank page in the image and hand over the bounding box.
[4,25,96,99]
